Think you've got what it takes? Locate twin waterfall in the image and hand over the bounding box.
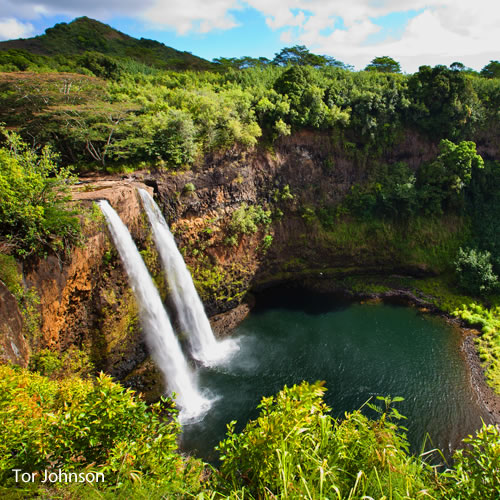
[138,189,237,365]
[99,193,236,420]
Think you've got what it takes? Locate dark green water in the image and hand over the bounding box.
[181,287,489,462]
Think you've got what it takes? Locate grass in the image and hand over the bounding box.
[313,214,469,273]
[453,304,500,392]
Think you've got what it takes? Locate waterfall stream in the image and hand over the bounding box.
[99,200,210,420]
[138,188,238,366]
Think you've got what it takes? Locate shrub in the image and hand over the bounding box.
[455,247,498,295]
[29,346,94,379]
[183,182,196,194]
[261,234,273,251]
[216,381,437,499]
[0,129,80,257]
[0,366,196,492]
[0,253,23,297]
[453,303,500,392]
[229,203,271,236]
[444,423,500,498]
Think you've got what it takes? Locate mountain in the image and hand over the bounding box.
[0,16,213,71]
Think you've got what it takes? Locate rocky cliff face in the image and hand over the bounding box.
[0,182,155,380]
[0,129,476,387]
[0,281,28,366]
[148,129,444,313]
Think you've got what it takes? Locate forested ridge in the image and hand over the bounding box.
[0,16,499,499]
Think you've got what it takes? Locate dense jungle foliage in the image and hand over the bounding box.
[1,368,498,499]
[1,17,500,498]
[0,21,499,172]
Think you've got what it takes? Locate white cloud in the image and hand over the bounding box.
[143,0,240,34]
[0,0,241,35]
[243,0,500,71]
[0,0,148,20]
[0,17,34,40]
[280,29,293,44]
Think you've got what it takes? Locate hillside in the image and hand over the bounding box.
[0,16,213,71]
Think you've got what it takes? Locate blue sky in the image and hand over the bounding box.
[0,0,498,73]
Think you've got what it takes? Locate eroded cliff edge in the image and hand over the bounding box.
[0,130,497,403]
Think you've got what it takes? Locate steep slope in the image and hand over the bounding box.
[0,16,213,70]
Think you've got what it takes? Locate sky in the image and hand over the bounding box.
[0,0,498,73]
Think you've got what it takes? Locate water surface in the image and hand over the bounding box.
[182,287,488,462]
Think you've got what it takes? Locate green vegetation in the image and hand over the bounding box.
[0,252,23,297]
[455,248,498,295]
[261,234,273,252]
[217,382,434,499]
[1,36,498,171]
[346,140,483,219]
[444,418,500,498]
[0,17,212,72]
[272,184,294,203]
[1,371,498,499]
[454,304,500,393]
[0,129,80,257]
[0,252,40,339]
[481,60,500,79]
[0,18,499,499]
[0,365,205,497]
[228,203,272,238]
[29,346,94,379]
[183,182,196,194]
[364,56,401,73]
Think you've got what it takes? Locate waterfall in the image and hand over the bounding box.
[138,189,238,366]
[99,200,210,420]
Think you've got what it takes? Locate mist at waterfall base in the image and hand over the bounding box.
[138,188,238,366]
[99,197,488,460]
[181,287,490,462]
[98,200,211,420]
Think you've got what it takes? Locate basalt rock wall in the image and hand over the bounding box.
[1,129,493,387]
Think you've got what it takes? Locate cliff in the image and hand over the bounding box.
[0,129,481,392]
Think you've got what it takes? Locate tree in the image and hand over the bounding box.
[365,56,401,73]
[417,139,484,214]
[273,45,327,67]
[408,65,481,138]
[213,56,270,70]
[77,51,123,79]
[449,62,476,74]
[0,129,79,256]
[481,60,500,79]
[49,101,137,166]
[455,247,498,295]
[323,55,352,70]
[272,65,349,129]
[450,61,466,71]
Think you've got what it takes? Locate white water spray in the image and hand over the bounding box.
[138,189,238,366]
[99,200,210,420]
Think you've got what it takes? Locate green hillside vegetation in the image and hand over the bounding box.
[0,17,213,73]
[0,32,499,398]
[1,61,499,170]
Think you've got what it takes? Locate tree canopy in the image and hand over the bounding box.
[481,60,500,79]
[364,56,401,73]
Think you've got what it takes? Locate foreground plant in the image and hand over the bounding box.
[1,368,498,499]
[215,381,440,499]
[0,365,205,496]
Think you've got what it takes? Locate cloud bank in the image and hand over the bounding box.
[0,17,34,39]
